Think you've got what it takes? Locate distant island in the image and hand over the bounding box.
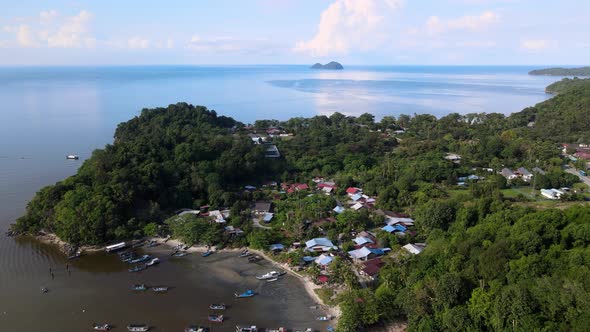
[529,66,590,76]
[310,61,343,70]
[545,77,590,94]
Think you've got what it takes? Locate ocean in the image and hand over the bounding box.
[0,65,560,331]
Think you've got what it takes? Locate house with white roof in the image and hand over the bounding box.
[402,243,426,255]
[353,236,374,246]
[315,254,333,267]
[541,188,564,200]
[305,238,336,252]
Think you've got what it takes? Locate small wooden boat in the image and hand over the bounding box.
[66,154,79,160]
[316,315,331,321]
[41,287,48,293]
[248,256,262,263]
[208,314,224,323]
[152,286,169,293]
[172,251,188,257]
[235,290,255,298]
[128,264,146,273]
[209,303,226,310]
[132,284,147,291]
[236,326,257,332]
[185,326,206,332]
[147,240,159,248]
[67,249,82,259]
[239,250,250,257]
[202,250,213,257]
[146,257,160,266]
[129,254,151,264]
[256,271,282,280]
[127,324,149,331]
[93,323,112,331]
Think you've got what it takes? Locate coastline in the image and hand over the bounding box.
[34,232,340,323]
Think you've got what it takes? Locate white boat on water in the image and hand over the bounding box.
[255,271,283,280]
[106,242,127,252]
[267,277,278,282]
[236,326,257,332]
[146,257,160,266]
[127,324,149,332]
[66,154,79,160]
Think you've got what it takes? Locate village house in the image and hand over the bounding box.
[402,243,426,255]
[500,168,518,180]
[314,254,334,268]
[360,258,385,279]
[541,188,565,200]
[516,167,533,182]
[348,247,390,261]
[305,238,337,252]
[253,201,272,215]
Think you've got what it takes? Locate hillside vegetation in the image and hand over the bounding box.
[529,67,590,76]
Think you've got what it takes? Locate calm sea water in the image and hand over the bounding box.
[0,65,560,331]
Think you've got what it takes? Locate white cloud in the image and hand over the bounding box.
[520,39,552,51]
[426,11,500,35]
[16,25,40,48]
[127,36,150,49]
[5,10,96,48]
[187,35,283,55]
[294,0,404,56]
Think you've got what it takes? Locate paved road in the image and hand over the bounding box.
[565,168,590,187]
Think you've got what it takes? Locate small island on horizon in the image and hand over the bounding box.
[310,61,344,70]
[529,66,590,76]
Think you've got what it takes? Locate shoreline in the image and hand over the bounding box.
[34,232,340,322]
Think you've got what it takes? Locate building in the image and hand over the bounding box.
[402,243,426,255]
[253,201,272,214]
[264,144,281,158]
[500,168,517,180]
[541,188,565,200]
[361,258,385,278]
[315,254,334,267]
[516,167,533,182]
[305,238,336,252]
[353,236,374,246]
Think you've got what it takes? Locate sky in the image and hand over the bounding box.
[0,0,588,65]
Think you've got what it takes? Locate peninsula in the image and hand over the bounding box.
[529,66,590,76]
[14,81,590,332]
[545,77,590,94]
[310,61,343,70]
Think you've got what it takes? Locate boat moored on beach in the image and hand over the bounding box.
[239,250,250,257]
[185,326,207,332]
[248,256,262,263]
[93,323,112,331]
[316,315,332,321]
[208,314,224,323]
[236,325,257,332]
[132,284,147,291]
[209,303,226,310]
[146,257,160,266]
[267,328,286,332]
[127,324,150,331]
[202,250,213,257]
[129,254,151,264]
[235,289,255,298]
[128,264,147,273]
[172,251,188,257]
[152,286,169,292]
[255,271,284,280]
[106,242,127,252]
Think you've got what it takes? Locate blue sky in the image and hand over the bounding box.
[0,0,588,65]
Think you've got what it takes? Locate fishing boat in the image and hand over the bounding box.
[67,249,82,259]
[93,323,112,331]
[202,250,213,257]
[152,286,169,293]
[236,326,257,332]
[255,271,283,280]
[327,326,335,332]
[248,256,262,263]
[185,326,206,332]
[132,284,147,291]
[106,242,127,252]
[316,315,331,321]
[209,303,226,310]
[239,250,250,257]
[146,257,160,266]
[66,154,79,160]
[172,251,188,257]
[121,255,137,263]
[267,328,286,332]
[127,324,150,331]
[235,290,255,298]
[147,240,159,248]
[41,287,48,293]
[208,314,224,323]
[128,264,147,273]
[129,254,151,264]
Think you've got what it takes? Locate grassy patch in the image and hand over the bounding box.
[314,287,337,306]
